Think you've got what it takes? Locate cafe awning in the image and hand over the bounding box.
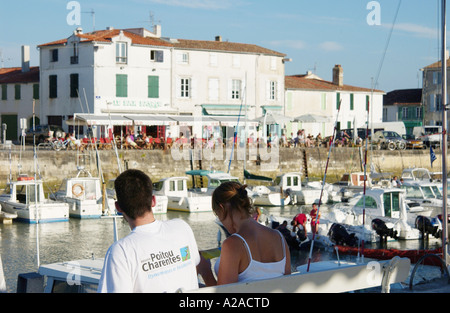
[66,114,133,126]
[125,115,177,126]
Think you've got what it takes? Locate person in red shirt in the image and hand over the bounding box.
[310,203,320,234]
[292,213,307,241]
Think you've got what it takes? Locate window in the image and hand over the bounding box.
[1,84,6,100]
[116,42,127,63]
[270,57,277,70]
[180,78,190,98]
[148,76,159,98]
[209,53,218,67]
[116,74,127,97]
[336,92,341,109]
[269,81,277,100]
[49,75,57,98]
[14,85,21,100]
[70,74,79,98]
[231,79,241,100]
[366,95,370,111]
[232,55,240,68]
[402,107,408,119]
[208,78,219,101]
[177,52,189,64]
[350,94,354,110]
[33,84,39,100]
[150,50,164,63]
[71,43,79,64]
[50,49,58,62]
[416,107,422,119]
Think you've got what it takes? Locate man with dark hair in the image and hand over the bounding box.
[98,169,214,293]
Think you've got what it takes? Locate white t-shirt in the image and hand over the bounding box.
[97,219,201,293]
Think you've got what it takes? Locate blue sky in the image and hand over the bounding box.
[0,0,445,92]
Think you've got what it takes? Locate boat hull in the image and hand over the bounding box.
[167,195,212,213]
[0,200,69,223]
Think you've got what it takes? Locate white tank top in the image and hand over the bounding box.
[214,232,287,282]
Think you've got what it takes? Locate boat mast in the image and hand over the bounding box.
[441,0,448,267]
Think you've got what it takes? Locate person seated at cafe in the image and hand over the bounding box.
[125,132,141,149]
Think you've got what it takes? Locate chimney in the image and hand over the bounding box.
[21,45,30,73]
[215,36,222,42]
[332,64,343,86]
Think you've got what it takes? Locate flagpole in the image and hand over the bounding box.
[441,0,448,267]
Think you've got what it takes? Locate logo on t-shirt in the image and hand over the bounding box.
[180,246,190,261]
[141,246,192,273]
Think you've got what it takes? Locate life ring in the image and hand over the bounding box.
[72,183,85,197]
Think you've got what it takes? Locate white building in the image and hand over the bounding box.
[285,65,384,138]
[37,26,287,140]
[0,45,40,141]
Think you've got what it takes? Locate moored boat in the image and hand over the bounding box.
[0,176,69,223]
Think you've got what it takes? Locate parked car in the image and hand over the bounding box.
[372,130,407,150]
[22,125,65,144]
[402,134,425,150]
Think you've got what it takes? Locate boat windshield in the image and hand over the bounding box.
[422,186,437,199]
[402,185,424,199]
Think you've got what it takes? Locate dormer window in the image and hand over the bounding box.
[116,42,127,63]
[71,43,79,64]
[50,49,58,62]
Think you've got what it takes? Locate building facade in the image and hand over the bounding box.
[0,46,40,141]
[285,65,384,138]
[383,88,422,135]
[37,26,287,140]
[421,59,448,128]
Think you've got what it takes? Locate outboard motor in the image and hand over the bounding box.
[415,215,442,239]
[327,223,358,247]
[371,218,398,242]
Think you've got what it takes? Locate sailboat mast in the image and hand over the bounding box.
[441,0,448,267]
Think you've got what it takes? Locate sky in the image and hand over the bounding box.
[0,0,446,92]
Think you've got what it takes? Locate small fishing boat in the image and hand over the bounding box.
[50,168,116,219]
[153,176,211,213]
[0,176,69,223]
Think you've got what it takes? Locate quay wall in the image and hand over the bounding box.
[0,147,442,189]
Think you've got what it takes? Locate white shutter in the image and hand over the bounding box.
[191,77,196,99]
[176,77,181,99]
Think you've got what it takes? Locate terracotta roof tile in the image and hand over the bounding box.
[39,29,172,47]
[172,39,286,56]
[0,67,39,84]
[285,75,384,93]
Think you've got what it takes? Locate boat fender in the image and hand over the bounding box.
[72,183,85,197]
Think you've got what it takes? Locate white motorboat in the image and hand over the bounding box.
[324,188,423,242]
[251,185,290,206]
[0,176,69,224]
[185,170,241,195]
[106,178,168,215]
[401,167,434,183]
[153,176,211,213]
[400,180,446,214]
[274,172,327,205]
[50,169,116,219]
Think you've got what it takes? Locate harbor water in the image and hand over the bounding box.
[0,204,444,293]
